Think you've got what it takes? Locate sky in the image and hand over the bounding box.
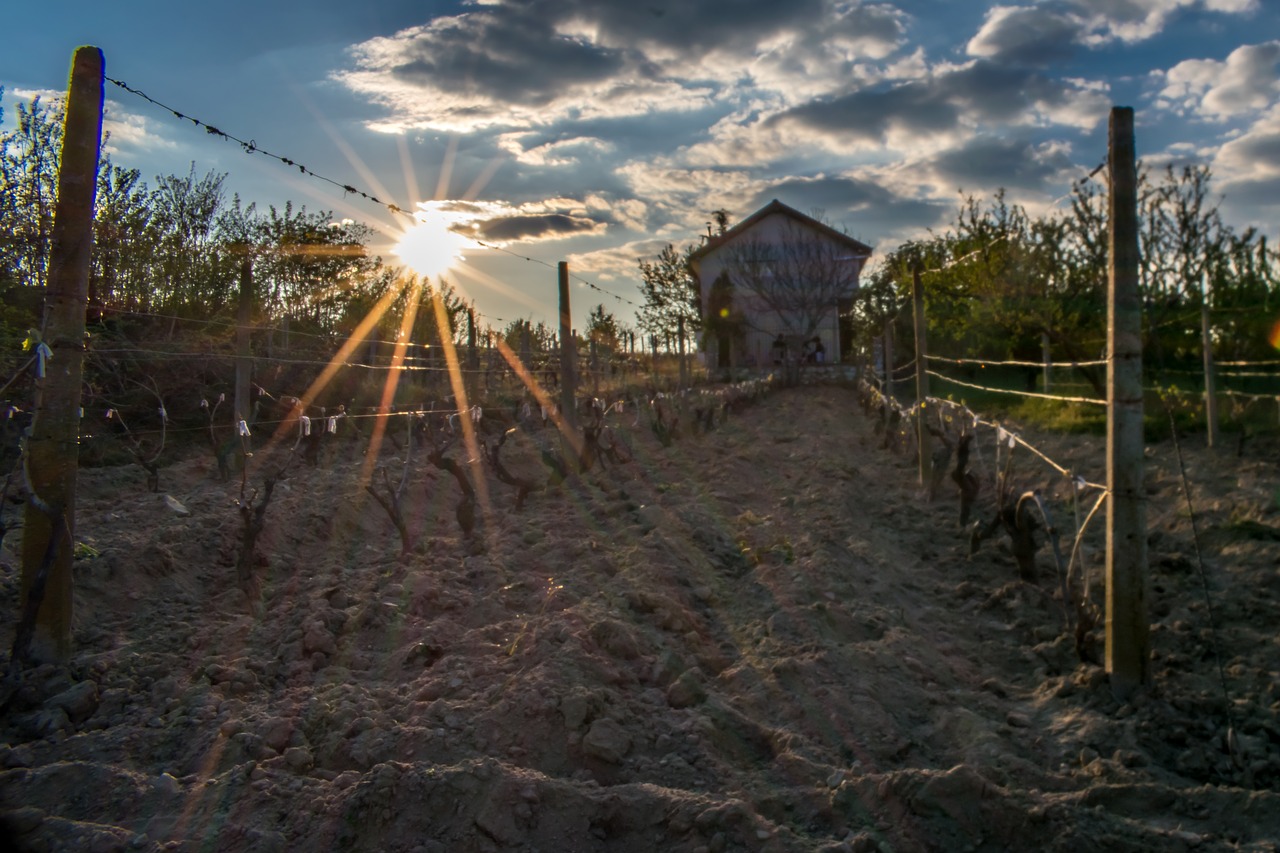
[4,0,1279,333]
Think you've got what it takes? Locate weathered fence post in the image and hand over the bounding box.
[590,339,600,396]
[558,262,577,430]
[1106,105,1150,699]
[520,324,532,371]
[883,319,895,401]
[1041,332,1052,393]
[463,308,475,402]
[1201,273,1218,449]
[678,316,688,389]
[912,267,931,489]
[19,46,104,664]
[235,250,253,430]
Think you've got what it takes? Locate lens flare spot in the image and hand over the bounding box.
[394,216,471,279]
[1270,318,1280,351]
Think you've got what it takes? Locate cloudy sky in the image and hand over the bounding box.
[4,0,1278,331]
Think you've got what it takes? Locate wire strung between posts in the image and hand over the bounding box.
[106,79,625,322]
[925,369,1106,406]
[106,77,415,221]
[927,354,1108,369]
[474,240,636,308]
[93,306,547,352]
[921,394,1107,492]
[85,346,546,375]
[0,354,39,398]
[861,379,1107,492]
[1218,359,1280,367]
[888,358,917,379]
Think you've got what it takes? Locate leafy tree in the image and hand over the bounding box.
[636,243,701,348]
[585,303,622,353]
[253,202,381,332]
[149,164,233,326]
[0,96,63,291]
[91,165,158,316]
[501,316,555,354]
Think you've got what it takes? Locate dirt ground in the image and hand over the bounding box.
[1,379,1279,852]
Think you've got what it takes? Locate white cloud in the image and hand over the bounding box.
[967,0,1261,61]
[1157,40,1280,119]
[967,5,1086,64]
[1214,103,1280,178]
[103,101,178,155]
[1074,0,1258,43]
[496,133,615,167]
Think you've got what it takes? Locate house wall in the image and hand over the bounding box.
[696,212,865,367]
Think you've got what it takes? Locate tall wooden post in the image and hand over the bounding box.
[466,308,478,402]
[1201,274,1218,448]
[590,339,600,396]
[558,262,577,429]
[883,319,894,401]
[912,268,931,488]
[520,324,532,376]
[19,46,104,664]
[234,251,253,428]
[678,316,688,389]
[1041,332,1052,393]
[1106,106,1150,698]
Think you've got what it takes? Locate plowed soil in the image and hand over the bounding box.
[2,381,1279,852]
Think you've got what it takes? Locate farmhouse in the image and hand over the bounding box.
[688,199,872,369]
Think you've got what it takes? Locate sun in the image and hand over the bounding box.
[393,214,473,279]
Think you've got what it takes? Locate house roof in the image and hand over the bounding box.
[687,199,874,267]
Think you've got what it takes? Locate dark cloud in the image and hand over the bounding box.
[750,176,949,240]
[967,4,1084,65]
[348,0,906,120]
[377,10,635,107]
[930,136,1074,191]
[771,84,958,140]
[473,213,605,242]
[556,0,829,56]
[770,60,1097,140]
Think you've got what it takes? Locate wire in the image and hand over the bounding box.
[475,240,636,308]
[925,369,1106,405]
[927,354,1108,369]
[106,77,414,221]
[105,79,627,325]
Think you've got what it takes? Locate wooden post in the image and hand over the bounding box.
[234,251,253,428]
[912,268,931,489]
[590,339,600,396]
[1042,332,1052,393]
[1105,106,1150,699]
[678,316,688,389]
[558,262,577,429]
[466,308,478,401]
[520,324,532,376]
[19,46,104,664]
[883,319,894,402]
[1201,274,1218,449]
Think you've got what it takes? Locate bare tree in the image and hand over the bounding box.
[717,219,862,341]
